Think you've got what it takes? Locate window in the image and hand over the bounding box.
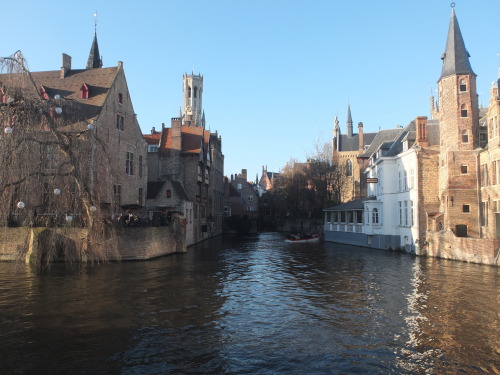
[461,104,468,118]
[409,168,415,189]
[462,204,470,213]
[455,224,468,237]
[372,208,379,224]
[341,212,346,223]
[459,79,467,92]
[113,185,121,213]
[237,183,242,190]
[399,201,403,226]
[138,188,143,206]
[346,159,352,177]
[481,201,488,226]
[247,196,254,202]
[139,155,143,178]
[148,145,159,153]
[326,212,331,223]
[461,129,469,143]
[356,211,363,224]
[410,200,414,226]
[494,161,500,185]
[461,165,468,174]
[116,114,124,131]
[481,164,488,186]
[404,201,409,226]
[126,152,134,175]
[403,171,408,191]
[166,189,171,198]
[398,171,402,192]
[118,93,123,104]
[194,86,198,98]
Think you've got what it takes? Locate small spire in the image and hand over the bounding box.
[440,7,474,79]
[346,104,353,137]
[87,12,102,69]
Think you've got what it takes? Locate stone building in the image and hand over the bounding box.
[0,31,147,224]
[145,74,224,246]
[325,7,500,265]
[332,105,377,201]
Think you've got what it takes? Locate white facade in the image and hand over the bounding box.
[364,144,419,252]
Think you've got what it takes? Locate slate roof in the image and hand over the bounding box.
[336,132,378,152]
[324,196,377,211]
[147,181,165,199]
[155,125,210,155]
[427,119,440,145]
[359,128,404,158]
[440,9,475,79]
[171,180,190,201]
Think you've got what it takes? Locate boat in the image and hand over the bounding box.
[284,232,321,243]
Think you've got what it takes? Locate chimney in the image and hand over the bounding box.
[358,122,364,153]
[416,116,429,147]
[151,127,156,134]
[60,53,71,79]
[241,169,247,181]
[171,118,182,151]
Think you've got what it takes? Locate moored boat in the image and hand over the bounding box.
[284,233,321,243]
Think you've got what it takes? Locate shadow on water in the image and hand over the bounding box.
[0,232,498,374]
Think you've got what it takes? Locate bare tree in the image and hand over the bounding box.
[0,51,117,264]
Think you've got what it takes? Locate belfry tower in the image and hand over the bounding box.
[437,7,480,237]
[183,73,204,127]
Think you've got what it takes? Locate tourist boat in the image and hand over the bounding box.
[284,233,321,243]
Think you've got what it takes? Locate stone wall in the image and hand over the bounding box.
[426,230,500,266]
[0,214,187,264]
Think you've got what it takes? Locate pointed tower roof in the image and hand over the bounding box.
[86,31,102,69]
[440,8,474,79]
[346,104,353,137]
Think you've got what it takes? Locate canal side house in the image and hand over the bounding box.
[324,8,500,265]
[0,34,147,220]
[145,73,224,246]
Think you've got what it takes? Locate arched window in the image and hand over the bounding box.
[462,129,469,143]
[187,86,192,98]
[372,208,379,224]
[346,159,352,177]
[461,104,468,118]
[194,86,198,98]
[459,79,467,92]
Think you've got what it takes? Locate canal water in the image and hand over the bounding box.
[0,232,498,374]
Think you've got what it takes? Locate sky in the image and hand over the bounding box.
[1,0,499,182]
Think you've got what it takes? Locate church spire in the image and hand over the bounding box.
[346,104,353,137]
[86,31,102,69]
[440,8,474,79]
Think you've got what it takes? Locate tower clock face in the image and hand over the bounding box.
[186,106,191,112]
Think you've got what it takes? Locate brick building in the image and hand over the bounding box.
[0,31,147,224]
[145,74,224,245]
[332,105,377,201]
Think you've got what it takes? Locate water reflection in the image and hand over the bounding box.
[0,233,498,374]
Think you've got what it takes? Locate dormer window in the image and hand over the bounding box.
[459,79,467,92]
[80,83,89,100]
[39,86,49,100]
[118,93,123,104]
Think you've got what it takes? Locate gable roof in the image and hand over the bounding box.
[359,128,404,158]
[0,66,120,131]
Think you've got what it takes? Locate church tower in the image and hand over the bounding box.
[183,73,203,127]
[437,7,479,237]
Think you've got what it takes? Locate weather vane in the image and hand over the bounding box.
[450,2,455,8]
[93,11,98,32]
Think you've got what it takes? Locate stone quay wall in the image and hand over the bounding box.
[0,215,187,264]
